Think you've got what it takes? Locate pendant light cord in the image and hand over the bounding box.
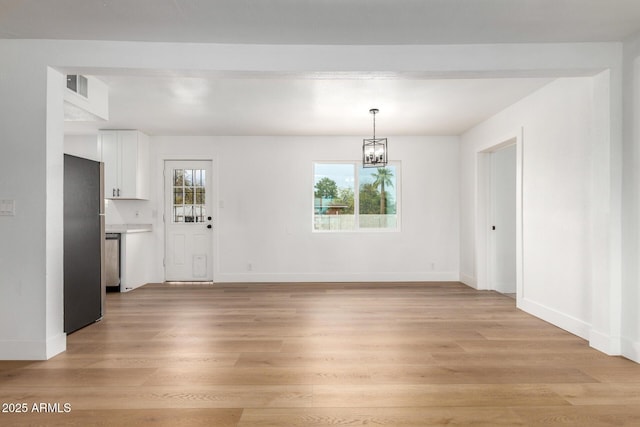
[368,108,380,139]
[371,109,377,139]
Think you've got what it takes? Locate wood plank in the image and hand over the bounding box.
[512,405,640,426]
[0,385,313,409]
[311,384,571,407]
[142,366,372,386]
[548,383,640,405]
[0,408,242,427]
[238,407,525,426]
[0,282,639,425]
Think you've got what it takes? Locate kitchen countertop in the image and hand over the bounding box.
[105,224,153,234]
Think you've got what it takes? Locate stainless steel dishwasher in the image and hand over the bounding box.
[105,233,121,292]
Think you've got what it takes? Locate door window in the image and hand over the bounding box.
[173,168,206,223]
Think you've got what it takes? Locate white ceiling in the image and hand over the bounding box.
[2,0,640,44]
[64,74,553,136]
[3,0,638,136]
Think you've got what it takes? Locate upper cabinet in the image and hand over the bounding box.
[100,130,149,200]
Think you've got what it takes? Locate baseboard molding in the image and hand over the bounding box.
[459,273,477,289]
[0,333,66,361]
[518,297,591,341]
[46,332,66,359]
[214,271,460,283]
[589,329,621,356]
[0,341,43,360]
[621,337,640,363]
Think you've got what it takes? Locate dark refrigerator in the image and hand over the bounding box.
[64,154,105,334]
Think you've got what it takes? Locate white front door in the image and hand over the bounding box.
[164,160,214,281]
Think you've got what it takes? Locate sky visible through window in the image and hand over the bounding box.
[314,163,397,202]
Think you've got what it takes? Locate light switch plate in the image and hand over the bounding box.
[0,200,15,216]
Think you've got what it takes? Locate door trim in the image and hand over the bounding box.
[475,132,524,303]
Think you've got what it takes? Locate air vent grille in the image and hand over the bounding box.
[66,75,88,98]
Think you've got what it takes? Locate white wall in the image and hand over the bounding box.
[622,33,640,362]
[139,136,460,282]
[69,133,450,286]
[0,61,64,359]
[64,76,109,121]
[45,68,67,358]
[0,38,625,360]
[63,134,100,161]
[460,76,615,351]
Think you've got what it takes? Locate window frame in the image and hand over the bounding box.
[171,167,207,224]
[312,161,401,233]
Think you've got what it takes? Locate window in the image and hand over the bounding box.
[173,168,206,223]
[358,166,398,229]
[313,162,399,231]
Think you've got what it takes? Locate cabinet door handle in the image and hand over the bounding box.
[113,188,116,197]
[117,188,120,197]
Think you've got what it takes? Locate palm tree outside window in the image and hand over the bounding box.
[313,162,399,231]
[359,166,397,229]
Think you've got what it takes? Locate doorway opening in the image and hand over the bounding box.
[489,143,517,296]
[476,135,522,301]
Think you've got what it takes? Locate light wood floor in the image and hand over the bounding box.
[1,282,640,426]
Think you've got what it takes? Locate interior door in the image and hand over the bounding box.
[164,160,214,281]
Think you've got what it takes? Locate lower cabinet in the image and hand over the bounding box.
[104,226,154,292]
[120,231,154,292]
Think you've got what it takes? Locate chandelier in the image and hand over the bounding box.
[362,108,388,168]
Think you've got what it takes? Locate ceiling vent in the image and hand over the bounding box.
[66,74,88,98]
[64,75,109,122]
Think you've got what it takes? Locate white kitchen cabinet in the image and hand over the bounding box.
[104,225,154,292]
[100,130,149,199]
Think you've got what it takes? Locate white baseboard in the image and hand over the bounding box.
[214,271,460,283]
[0,334,65,360]
[517,297,591,341]
[46,333,66,359]
[459,273,477,289]
[589,329,621,356]
[621,337,640,363]
[515,298,636,362]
